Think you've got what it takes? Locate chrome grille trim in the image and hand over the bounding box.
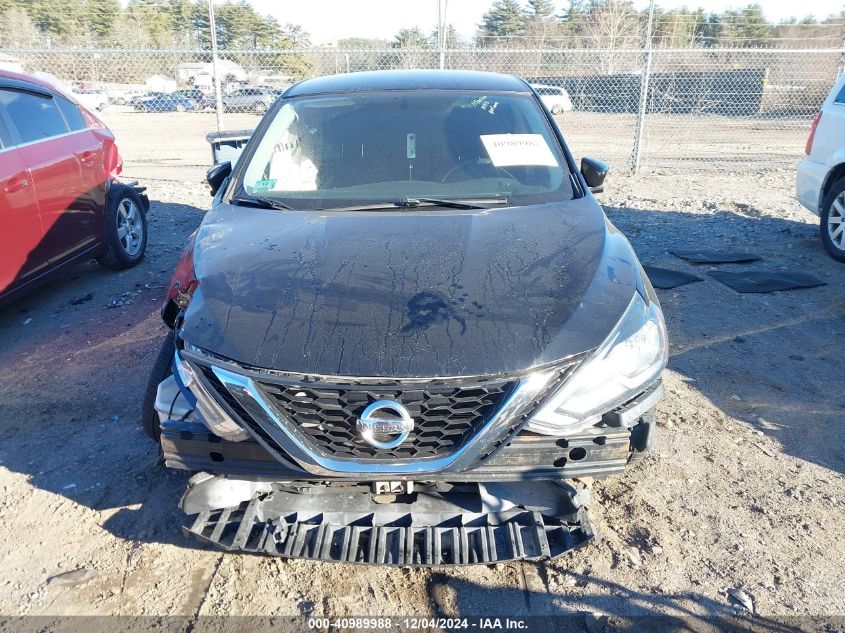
[207,364,560,476]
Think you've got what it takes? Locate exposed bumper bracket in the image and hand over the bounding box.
[601,381,664,428]
[180,476,595,566]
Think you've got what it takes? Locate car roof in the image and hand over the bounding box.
[285,70,530,98]
[0,69,61,97]
[0,68,108,128]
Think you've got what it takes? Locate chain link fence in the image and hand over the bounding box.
[1,45,841,172]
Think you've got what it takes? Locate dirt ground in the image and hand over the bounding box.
[0,111,842,625]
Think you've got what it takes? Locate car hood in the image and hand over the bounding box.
[181,197,641,378]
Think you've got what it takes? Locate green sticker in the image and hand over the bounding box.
[254,178,277,190]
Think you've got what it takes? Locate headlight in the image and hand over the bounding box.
[525,292,668,435]
[174,354,250,442]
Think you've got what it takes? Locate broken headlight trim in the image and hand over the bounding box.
[525,292,668,435]
[174,353,251,442]
[166,231,199,310]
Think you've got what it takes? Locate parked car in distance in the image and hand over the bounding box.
[173,88,211,110]
[145,70,668,566]
[134,93,194,112]
[531,83,574,114]
[0,70,149,307]
[222,86,279,113]
[108,88,146,106]
[71,87,108,112]
[797,72,845,261]
[130,91,164,107]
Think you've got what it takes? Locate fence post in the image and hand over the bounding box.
[839,36,845,77]
[208,0,224,132]
[631,0,655,174]
[438,0,446,70]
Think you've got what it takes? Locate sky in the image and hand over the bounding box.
[247,0,845,44]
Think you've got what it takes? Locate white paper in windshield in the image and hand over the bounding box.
[480,134,559,167]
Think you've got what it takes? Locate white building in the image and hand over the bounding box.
[144,75,177,93]
[176,59,247,88]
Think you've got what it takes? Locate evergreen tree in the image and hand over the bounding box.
[167,0,195,45]
[127,0,174,44]
[479,0,528,38]
[30,0,83,37]
[558,0,588,40]
[392,27,429,48]
[651,7,700,47]
[0,0,27,14]
[214,1,255,48]
[697,11,723,46]
[192,1,212,48]
[721,4,773,47]
[85,0,119,38]
[431,23,459,47]
[527,0,555,20]
[526,0,559,46]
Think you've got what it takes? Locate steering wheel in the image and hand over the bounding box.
[441,159,516,183]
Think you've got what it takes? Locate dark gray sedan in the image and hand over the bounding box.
[143,70,668,566]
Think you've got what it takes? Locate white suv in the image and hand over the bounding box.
[531,84,574,114]
[796,73,845,261]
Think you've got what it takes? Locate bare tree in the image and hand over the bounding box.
[525,0,561,74]
[581,0,643,73]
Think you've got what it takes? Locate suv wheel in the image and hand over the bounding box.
[98,184,148,269]
[821,178,845,262]
[141,334,175,443]
[253,101,268,114]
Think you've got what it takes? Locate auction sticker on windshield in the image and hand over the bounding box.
[480,134,559,167]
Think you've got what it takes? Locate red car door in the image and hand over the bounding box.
[0,87,96,266]
[54,94,109,252]
[0,112,45,297]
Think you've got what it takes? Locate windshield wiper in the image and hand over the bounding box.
[320,197,509,212]
[408,197,508,209]
[230,195,296,211]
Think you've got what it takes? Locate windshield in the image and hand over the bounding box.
[237,90,574,210]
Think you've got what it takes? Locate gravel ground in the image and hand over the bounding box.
[0,112,842,624]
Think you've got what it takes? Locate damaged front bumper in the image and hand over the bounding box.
[156,352,661,565]
[181,476,594,565]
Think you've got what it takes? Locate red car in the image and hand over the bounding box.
[0,70,148,306]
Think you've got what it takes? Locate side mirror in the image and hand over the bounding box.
[581,157,608,194]
[206,160,232,196]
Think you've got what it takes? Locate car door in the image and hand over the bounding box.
[0,107,46,297]
[811,79,845,165]
[227,89,245,109]
[0,87,97,266]
[55,94,108,251]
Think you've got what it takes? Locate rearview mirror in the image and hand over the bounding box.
[206,160,232,196]
[580,157,608,194]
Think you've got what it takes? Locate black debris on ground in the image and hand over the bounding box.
[708,270,826,293]
[643,265,704,289]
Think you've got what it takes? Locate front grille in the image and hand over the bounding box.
[255,379,518,460]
